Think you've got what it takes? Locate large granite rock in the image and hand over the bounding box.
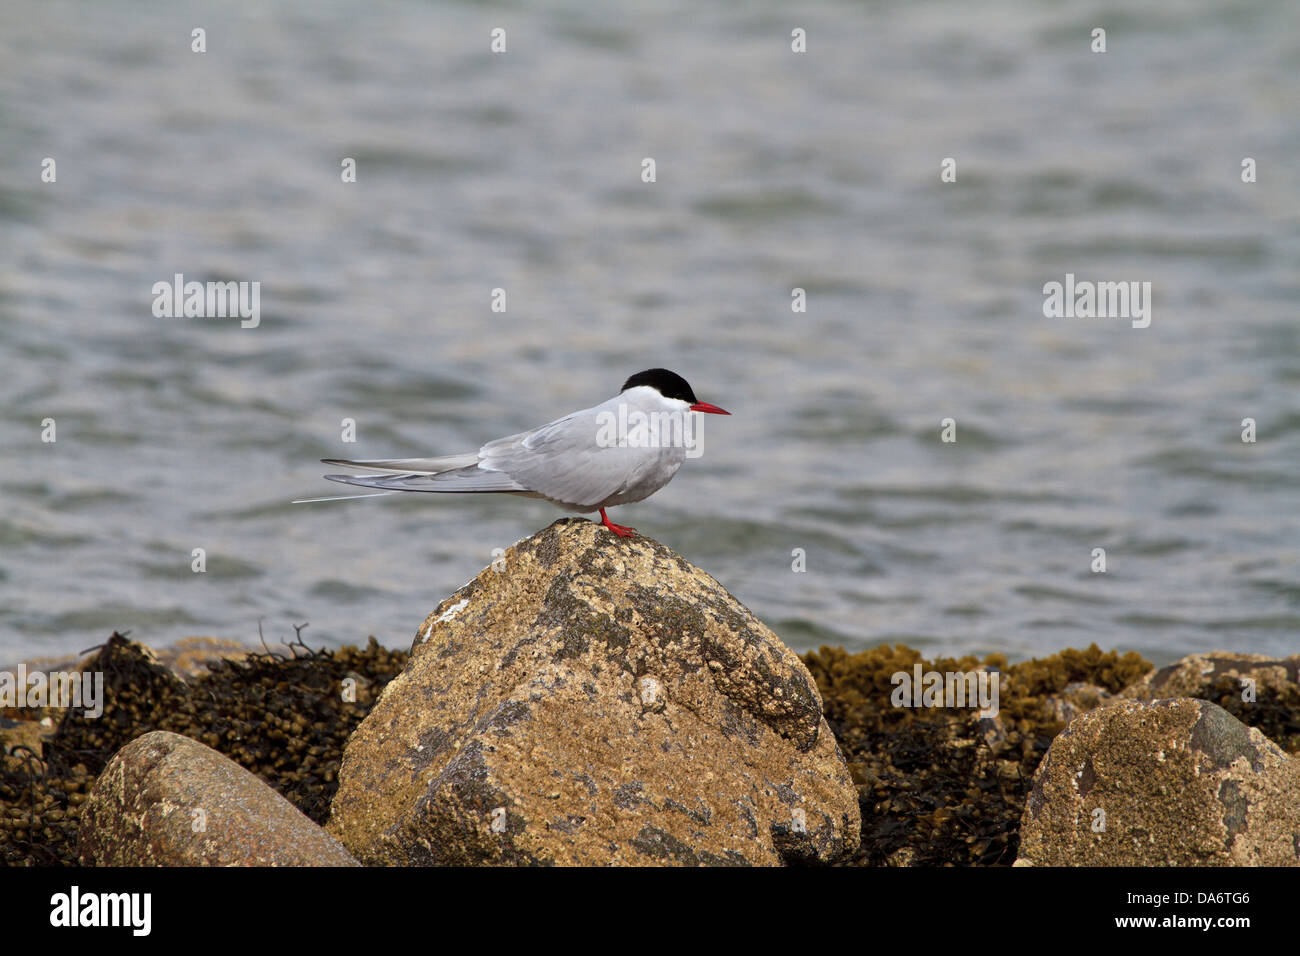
[327,518,860,866]
[1016,698,1300,866]
[79,731,359,866]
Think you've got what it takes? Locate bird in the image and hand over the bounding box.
[301,368,730,537]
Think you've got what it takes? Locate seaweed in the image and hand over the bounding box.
[801,642,1153,866]
[1,628,406,867]
[3,633,1296,868]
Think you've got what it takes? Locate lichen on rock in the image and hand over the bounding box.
[326,518,861,866]
[1016,698,1300,866]
[78,731,359,866]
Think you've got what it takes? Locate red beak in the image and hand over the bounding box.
[689,402,730,415]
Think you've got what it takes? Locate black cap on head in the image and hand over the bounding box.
[621,368,698,404]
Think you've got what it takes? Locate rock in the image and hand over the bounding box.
[78,731,360,866]
[1,716,54,759]
[886,846,917,867]
[1016,698,1300,866]
[1042,682,1113,724]
[327,518,860,866]
[1120,651,1300,701]
[155,637,258,680]
[4,636,256,684]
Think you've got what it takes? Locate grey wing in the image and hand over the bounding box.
[323,469,532,493]
[478,411,633,509]
[322,450,532,494]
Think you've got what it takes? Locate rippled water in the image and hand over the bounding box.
[2,0,1298,667]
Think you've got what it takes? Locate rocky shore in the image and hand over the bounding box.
[3,518,1297,866]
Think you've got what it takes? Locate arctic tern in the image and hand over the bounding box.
[300,368,730,537]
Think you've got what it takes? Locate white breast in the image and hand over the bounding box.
[599,443,687,508]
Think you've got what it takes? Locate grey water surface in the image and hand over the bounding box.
[2,0,1297,667]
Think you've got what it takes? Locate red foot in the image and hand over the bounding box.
[599,508,636,538]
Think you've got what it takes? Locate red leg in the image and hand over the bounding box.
[599,507,636,538]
